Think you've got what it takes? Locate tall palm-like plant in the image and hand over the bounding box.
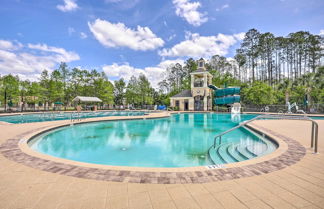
[299,73,315,109]
[277,78,293,104]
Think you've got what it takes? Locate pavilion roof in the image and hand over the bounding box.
[72,96,102,103]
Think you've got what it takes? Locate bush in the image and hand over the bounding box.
[241,81,277,105]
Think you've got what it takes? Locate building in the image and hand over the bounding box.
[170,58,213,111]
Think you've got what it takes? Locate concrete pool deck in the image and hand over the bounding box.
[0,112,323,209]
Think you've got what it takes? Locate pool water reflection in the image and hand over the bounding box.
[29,113,272,167]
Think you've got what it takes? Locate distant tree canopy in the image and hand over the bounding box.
[114,78,126,105]
[158,29,323,106]
[0,63,114,107]
[125,74,159,106]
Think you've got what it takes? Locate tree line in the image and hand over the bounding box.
[236,29,323,85]
[0,63,115,110]
[158,60,323,107]
[158,29,323,106]
[0,63,165,110]
[113,75,165,107]
[0,28,323,111]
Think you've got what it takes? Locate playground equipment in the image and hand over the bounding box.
[208,85,241,111]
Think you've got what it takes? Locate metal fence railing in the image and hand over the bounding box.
[0,104,162,113]
[241,103,324,114]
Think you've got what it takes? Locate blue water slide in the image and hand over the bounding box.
[215,88,240,97]
[215,96,240,105]
[208,84,218,91]
[208,85,241,105]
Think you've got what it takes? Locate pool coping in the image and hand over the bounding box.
[0,112,306,184]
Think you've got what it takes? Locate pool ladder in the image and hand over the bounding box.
[209,114,319,164]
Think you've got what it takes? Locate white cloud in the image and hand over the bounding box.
[216,4,229,11]
[172,0,208,27]
[102,59,184,88]
[88,19,164,51]
[104,0,139,9]
[233,32,245,40]
[68,27,75,36]
[158,59,185,69]
[80,32,88,39]
[320,29,324,36]
[0,40,22,51]
[0,40,80,80]
[28,43,80,62]
[167,34,177,41]
[57,0,79,12]
[103,63,144,80]
[159,32,245,58]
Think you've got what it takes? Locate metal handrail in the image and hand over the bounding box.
[211,114,319,153]
[213,115,262,148]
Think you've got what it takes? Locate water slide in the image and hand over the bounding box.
[208,85,241,105]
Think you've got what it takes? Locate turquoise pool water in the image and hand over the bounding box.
[311,116,324,120]
[29,113,277,167]
[0,111,146,124]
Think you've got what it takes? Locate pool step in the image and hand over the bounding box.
[208,127,277,165]
[209,142,269,165]
[209,143,251,165]
[227,144,248,162]
[208,147,226,165]
[246,146,260,156]
[236,145,256,159]
[208,126,278,166]
[218,143,238,163]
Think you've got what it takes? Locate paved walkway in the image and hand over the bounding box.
[0,116,323,209]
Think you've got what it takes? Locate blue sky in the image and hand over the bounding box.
[0,0,323,86]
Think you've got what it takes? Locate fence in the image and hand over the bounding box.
[0,104,161,113]
[1,103,323,114]
[241,103,324,114]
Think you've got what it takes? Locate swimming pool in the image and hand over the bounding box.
[0,111,147,124]
[310,116,324,120]
[29,113,277,167]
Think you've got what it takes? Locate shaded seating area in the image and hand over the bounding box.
[53,101,63,111]
[72,96,102,111]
